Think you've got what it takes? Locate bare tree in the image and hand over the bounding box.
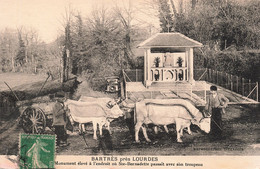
[0,28,18,72]
[113,0,136,67]
[169,0,178,17]
[59,4,74,82]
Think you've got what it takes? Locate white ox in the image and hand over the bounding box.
[78,96,123,134]
[64,98,124,139]
[135,99,210,143]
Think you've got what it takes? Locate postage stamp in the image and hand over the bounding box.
[19,133,55,169]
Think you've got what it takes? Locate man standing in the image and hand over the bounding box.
[52,98,69,147]
[205,85,229,140]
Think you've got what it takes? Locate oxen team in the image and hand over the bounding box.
[63,97,211,143]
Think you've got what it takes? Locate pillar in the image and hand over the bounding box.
[145,48,152,87]
[144,50,147,83]
[188,48,194,84]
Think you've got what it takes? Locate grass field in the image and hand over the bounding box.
[0,73,46,91]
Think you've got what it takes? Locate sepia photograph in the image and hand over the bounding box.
[0,0,259,168]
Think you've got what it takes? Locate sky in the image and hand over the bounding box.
[0,0,157,43]
[0,0,249,43]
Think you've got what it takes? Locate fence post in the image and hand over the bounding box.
[219,71,222,86]
[206,68,208,81]
[210,69,212,82]
[231,75,233,91]
[248,79,251,99]
[225,73,228,89]
[242,78,245,96]
[136,69,137,82]
[208,69,210,82]
[229,73,231,90]
[236,76,239,93]
[257,82,259,102]
[212,70,214,83]
[204,81,206,102]
[211,69,213,82]
[221,71,223,86]
[216,71,219,85]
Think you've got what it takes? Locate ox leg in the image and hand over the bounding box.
[187,125,192,135]
[141,126,151,142]
[78,124,81,134]
[154,126,158,134]
[93,122,97,140]
[164,125,169,133]
[82,124,86,133]
[180,126,184,136]
[135,122,143,143]
[106,121,112,135]
[79,124,83,134]
[99,122,103,137]
[176,122,183,143]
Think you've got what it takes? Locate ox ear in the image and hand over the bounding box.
[106,101,115,109]
[115,98,122,104]
[200,109,210,118]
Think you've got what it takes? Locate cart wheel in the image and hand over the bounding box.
[21,107,46,134]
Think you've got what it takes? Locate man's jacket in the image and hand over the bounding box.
[52,102,66,126]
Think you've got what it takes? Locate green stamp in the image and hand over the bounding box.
[19,133,55,169]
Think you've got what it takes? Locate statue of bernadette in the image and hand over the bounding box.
[163,53,174,67]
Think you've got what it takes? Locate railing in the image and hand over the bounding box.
[123,68,258,103]
[150,67,188,82]
[122,70,127,99]
[194,68,259,102]
[122,69,207,104]
[123,69,144,82]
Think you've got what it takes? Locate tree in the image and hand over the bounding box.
[114,1,136,68]
[169,0,178,16]
[70,13,85,74]
[158,0,174,32]
[16,27,26,69]
[0,28,18,72]
[85,7,125,75]
[60,5,74,82]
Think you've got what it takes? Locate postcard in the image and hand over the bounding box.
[0,0,259,168]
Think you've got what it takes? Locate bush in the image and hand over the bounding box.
[194,49,260,82]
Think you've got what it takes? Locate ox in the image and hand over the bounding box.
[134,99,210,143]
[64,98,124,140]
[79,96,123,133]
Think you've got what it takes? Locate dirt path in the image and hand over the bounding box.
[0,115,23,155]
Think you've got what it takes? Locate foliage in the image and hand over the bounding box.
[171,0,260,82]
[16,33,26,67]
[0,28,52,74]
[64,7,139,80]
[158,0,174,32]
[0,0,259,86]
[194,49,260,82]
[174,0,260,50]
[176,57,183,67]
[154,57,160,67]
